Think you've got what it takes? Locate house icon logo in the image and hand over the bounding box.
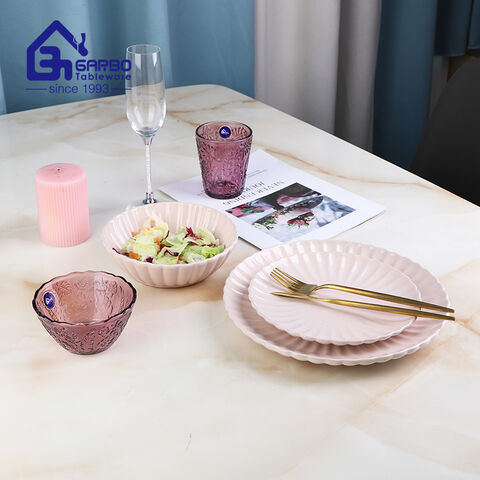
[27,20,88,81]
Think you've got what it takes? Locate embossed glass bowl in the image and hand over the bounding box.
[102,202,238,288]
[32,271,136,355]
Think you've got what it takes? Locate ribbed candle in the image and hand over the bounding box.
[35,163,90,247]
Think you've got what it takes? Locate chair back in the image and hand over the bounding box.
[411,59,480,206]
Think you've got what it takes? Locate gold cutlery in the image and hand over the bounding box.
[270,267,454,314]
[270,291,455,321]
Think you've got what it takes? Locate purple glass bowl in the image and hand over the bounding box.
[32,271,137,355]
[196,121,253,199]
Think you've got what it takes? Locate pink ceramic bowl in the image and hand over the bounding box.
[32,271,136,355]
[101,202,238,288]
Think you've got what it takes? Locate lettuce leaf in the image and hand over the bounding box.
[121,236,158,259]
[194,227,217,246]
[200,245,223,258]
[182,244,203,255]
[182,251,206,263]
[152,255,179,265]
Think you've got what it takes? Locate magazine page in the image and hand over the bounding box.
[160,150,385,249]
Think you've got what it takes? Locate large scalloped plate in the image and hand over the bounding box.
[223,240,448,366]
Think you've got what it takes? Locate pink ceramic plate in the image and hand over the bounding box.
[223,240,448,366]
[248,251,420,345]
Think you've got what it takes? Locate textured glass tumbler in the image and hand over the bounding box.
[196,121,252,199]
[32,271,136,355]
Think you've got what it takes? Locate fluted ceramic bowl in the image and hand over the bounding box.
[101,202,238,288]
[32,271,136,355]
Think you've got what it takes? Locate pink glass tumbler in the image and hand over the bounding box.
[196,121,252,199]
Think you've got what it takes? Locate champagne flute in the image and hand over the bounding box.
[126,44,166,205]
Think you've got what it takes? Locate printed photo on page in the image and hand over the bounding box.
[226,182,355,242]
[160,150,385,250]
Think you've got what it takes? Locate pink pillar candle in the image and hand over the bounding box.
[35,163,90,247]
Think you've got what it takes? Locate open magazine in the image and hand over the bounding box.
[160,150,385,249]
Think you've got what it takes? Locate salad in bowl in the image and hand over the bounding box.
[102,202,238,288]
[116,215,225,265]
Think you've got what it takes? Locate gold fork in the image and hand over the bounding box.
[270,268,454,314]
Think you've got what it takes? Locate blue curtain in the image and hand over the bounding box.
[374,0,480,169]
[0,65,6,114]
[0,0,254,114]
[436,0,480,53]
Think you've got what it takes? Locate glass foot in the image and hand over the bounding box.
[144,192,157,204]
[126,193,157,210]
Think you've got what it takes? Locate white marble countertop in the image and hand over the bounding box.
[1,85,480,479]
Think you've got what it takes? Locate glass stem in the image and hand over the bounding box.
[143,136,156,204]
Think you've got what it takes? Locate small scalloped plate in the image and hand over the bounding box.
[248,251,420,346]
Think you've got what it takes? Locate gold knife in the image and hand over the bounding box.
[270,291,455,321]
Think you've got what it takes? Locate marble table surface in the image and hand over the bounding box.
[1,85,480,479]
